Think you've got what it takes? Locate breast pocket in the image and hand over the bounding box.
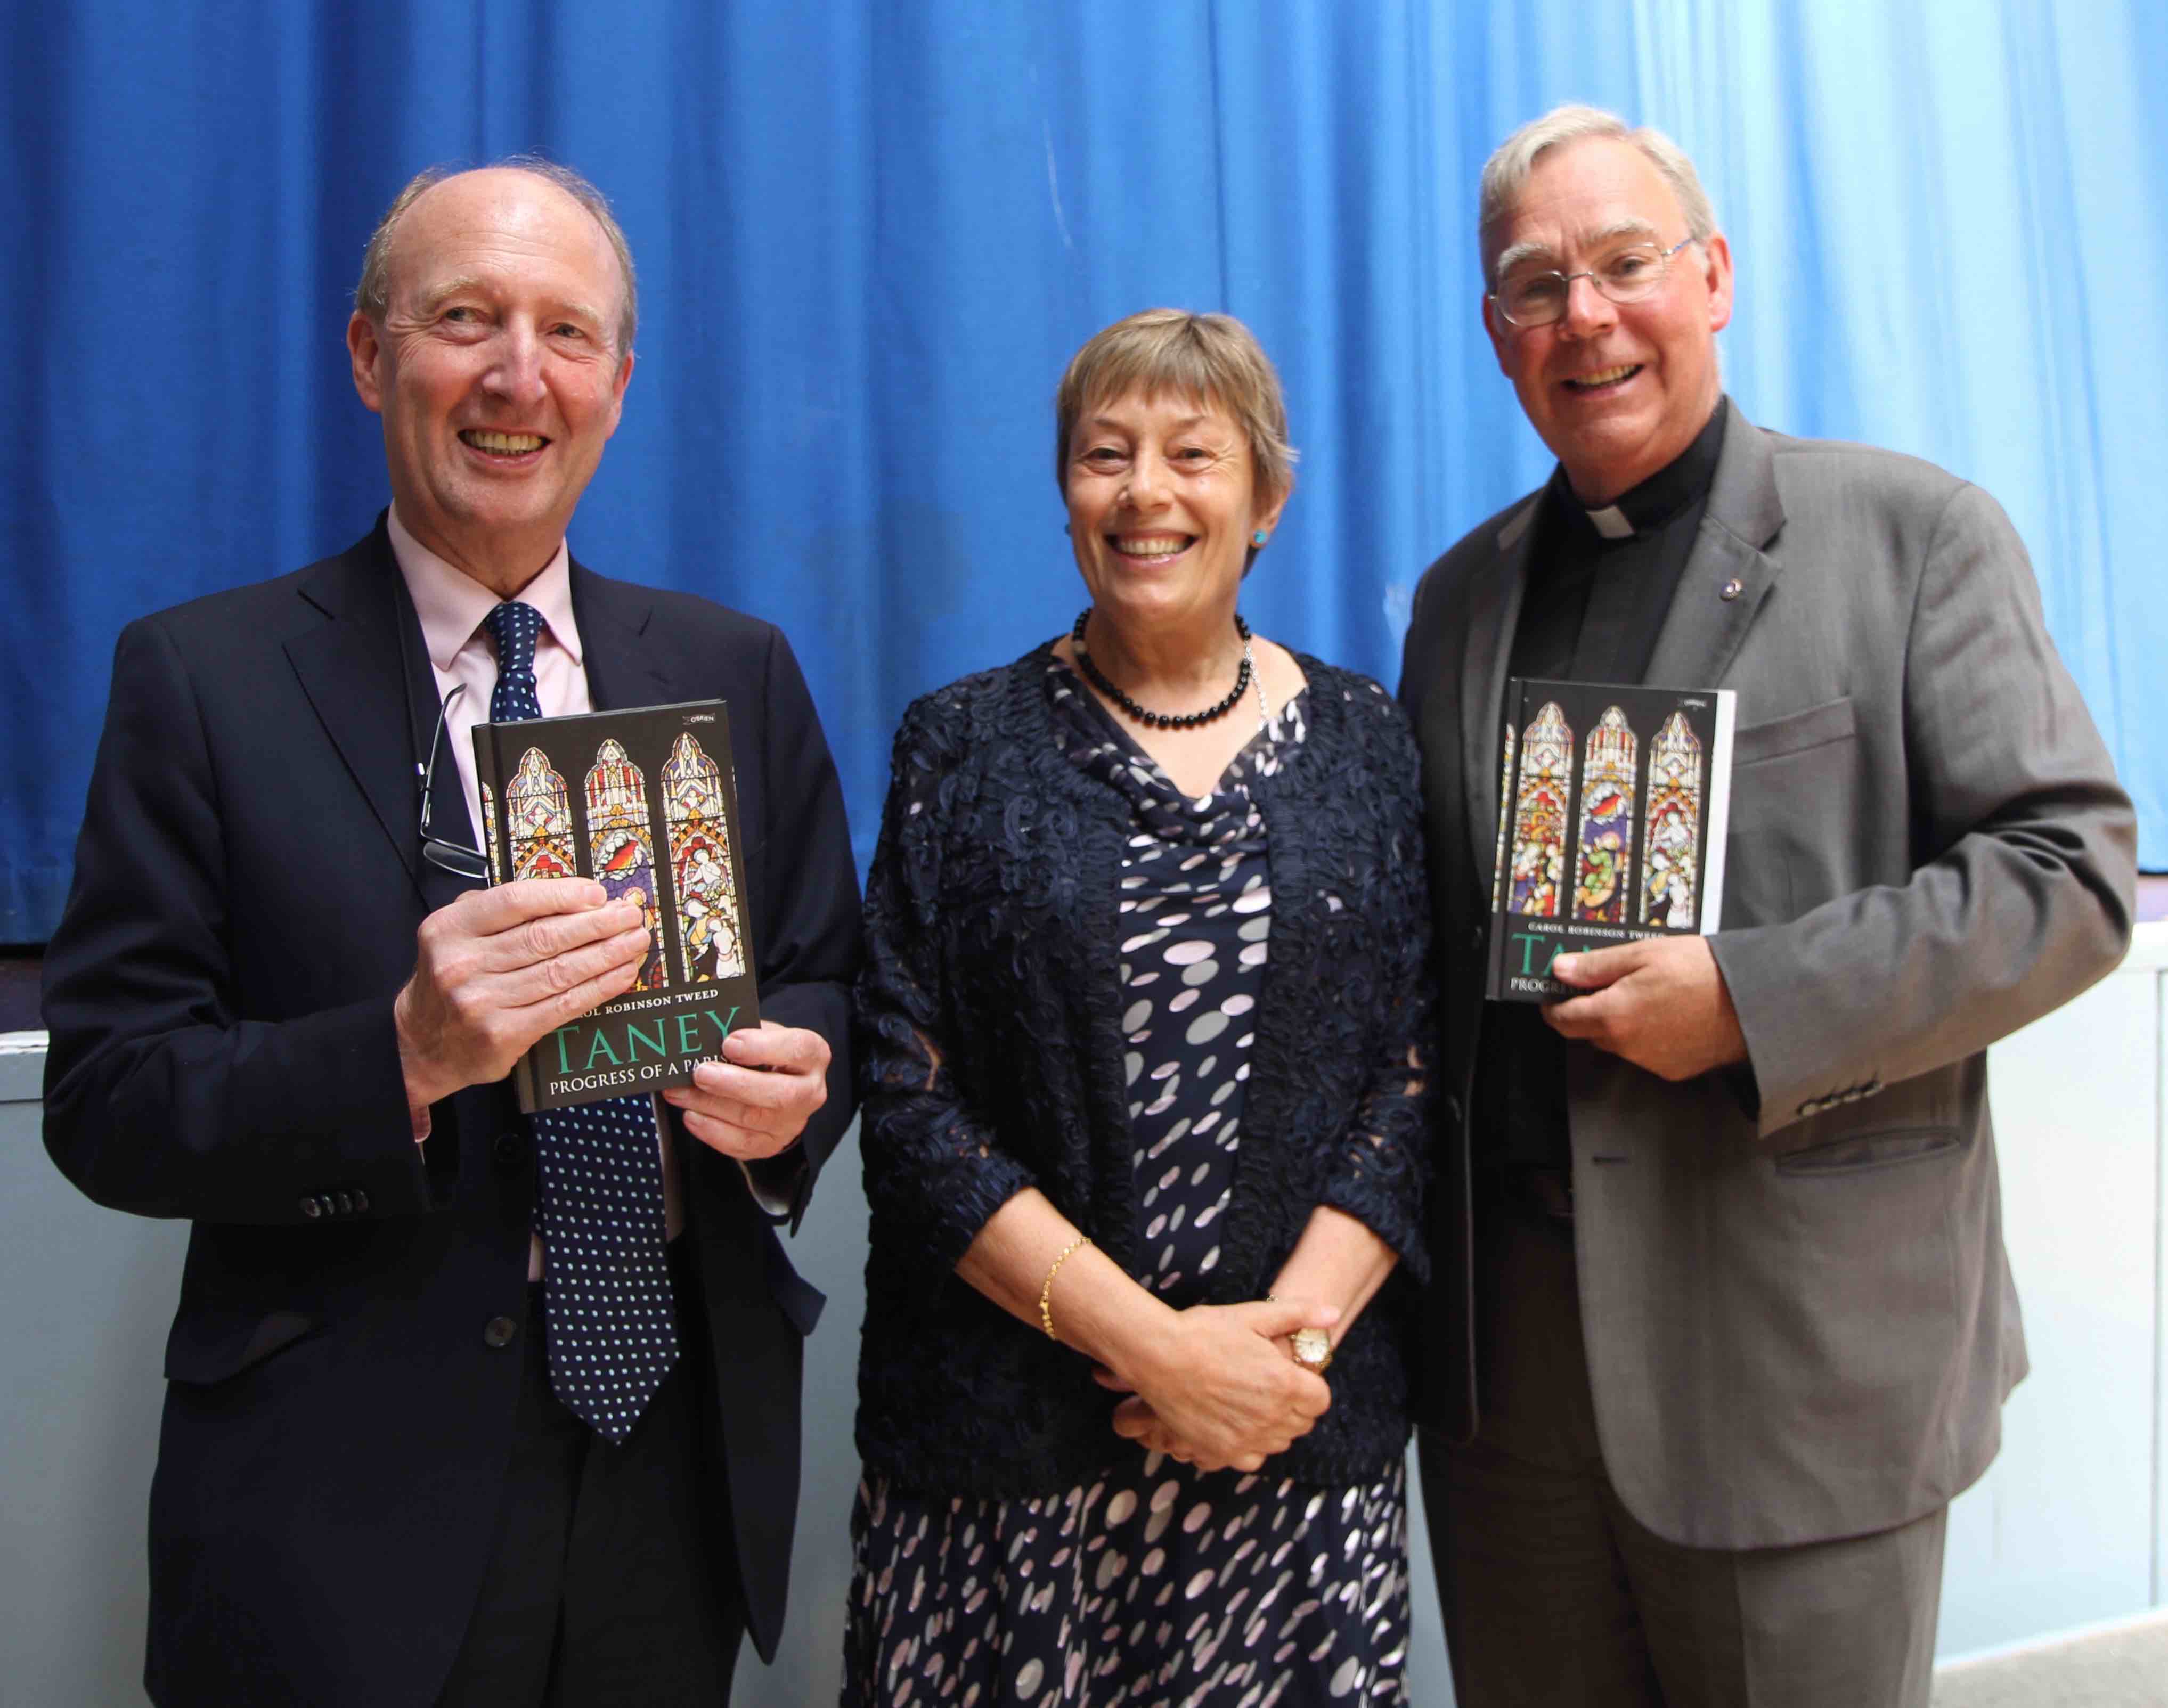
[1722,696,1861,926]
[1733,695,1858,767]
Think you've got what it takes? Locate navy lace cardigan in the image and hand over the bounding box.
[853,643,1433,1495]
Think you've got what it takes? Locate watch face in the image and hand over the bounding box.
[1292,1327,1332,1368]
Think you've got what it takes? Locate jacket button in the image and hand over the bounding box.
[493,1131,528,1171]
[300,1196,323,1219]
[483,1316,519,1350]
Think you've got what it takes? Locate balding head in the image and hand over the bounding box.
[355,158,639,358]
[345,165,637,595]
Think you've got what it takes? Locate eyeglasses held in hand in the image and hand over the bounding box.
[1490,235,1696,328]
[419,683,492,881]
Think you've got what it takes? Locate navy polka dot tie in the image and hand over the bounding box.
[483,600,678,1444]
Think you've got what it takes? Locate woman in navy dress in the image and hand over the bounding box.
[849,310,1432,1706]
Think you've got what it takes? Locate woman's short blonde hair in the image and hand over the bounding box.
[1053,309,1298,506]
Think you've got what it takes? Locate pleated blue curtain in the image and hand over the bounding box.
[5,0,2163,939]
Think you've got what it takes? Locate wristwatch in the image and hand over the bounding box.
[1290,1326,1334,1372]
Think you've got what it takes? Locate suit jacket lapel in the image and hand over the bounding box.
[1643,399,1785,690]
[570,560,674,713]
[1461,496,1539,894]
[284,521,444,905]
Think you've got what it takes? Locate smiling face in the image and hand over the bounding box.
[347,168,633,594]
[1484,136,1732,504]
[1064,389,1287,631]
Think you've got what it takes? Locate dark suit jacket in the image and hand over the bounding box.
[1400,403,2136,1550]
[852,648,1433,1497]
[42,519,859,1706]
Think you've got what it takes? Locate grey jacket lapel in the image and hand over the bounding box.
[1643,399,1786,690]
[1461,496,1539,893]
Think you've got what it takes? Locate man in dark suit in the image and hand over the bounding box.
[42,160,858,1706]
[1398,107,2136,1705]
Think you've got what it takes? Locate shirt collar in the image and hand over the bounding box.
[386,505,583,671]
[1552,398,1729,545]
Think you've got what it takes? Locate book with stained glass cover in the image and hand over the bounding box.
[1485,677,1736,1003]
[472,699,760,1112]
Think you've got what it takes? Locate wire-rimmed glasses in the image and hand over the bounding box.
[1490,235,1696,328]
[419,683,491,881]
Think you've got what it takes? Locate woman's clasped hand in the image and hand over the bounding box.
[1093,1295,1341,1472]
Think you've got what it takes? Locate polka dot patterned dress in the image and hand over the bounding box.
[843,659,1411,1706]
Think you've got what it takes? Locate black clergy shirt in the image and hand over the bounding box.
[1475,400,1729,1177]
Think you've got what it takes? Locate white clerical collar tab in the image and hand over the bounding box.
[1586,504,1634,540]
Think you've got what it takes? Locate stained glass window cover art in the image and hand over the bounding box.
[1489,723,1517,914]
[1572,707,1637,924]
[506,747,576,882]
[585,739,667,991]
[1507,701,1572,918]
[1641,710,1705,928]
[661,732,747,984]
[1486,678,1734,1005]
[468,698,761,1112]
[480,783,503,884]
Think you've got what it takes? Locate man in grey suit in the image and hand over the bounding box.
[1398,105,2137,1706]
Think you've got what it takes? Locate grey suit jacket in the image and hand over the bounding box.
[1399,400,2136,1550]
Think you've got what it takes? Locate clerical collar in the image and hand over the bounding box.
[1555,401,1728,543]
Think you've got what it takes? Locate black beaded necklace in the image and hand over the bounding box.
[1071,608,1257,730]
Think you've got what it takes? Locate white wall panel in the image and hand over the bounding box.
[1939,929,2166,1657]
[7,921,2164,1698]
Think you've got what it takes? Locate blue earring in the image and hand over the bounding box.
[1251,529,1269,547]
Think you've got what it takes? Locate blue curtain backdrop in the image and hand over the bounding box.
[6,0,2165,941]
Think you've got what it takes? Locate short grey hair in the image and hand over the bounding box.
[352,156,639,356]
[1054,308,1299,508]
[1477,105,1718,288]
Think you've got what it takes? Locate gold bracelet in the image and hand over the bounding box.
[1039,1235,1092,1341]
